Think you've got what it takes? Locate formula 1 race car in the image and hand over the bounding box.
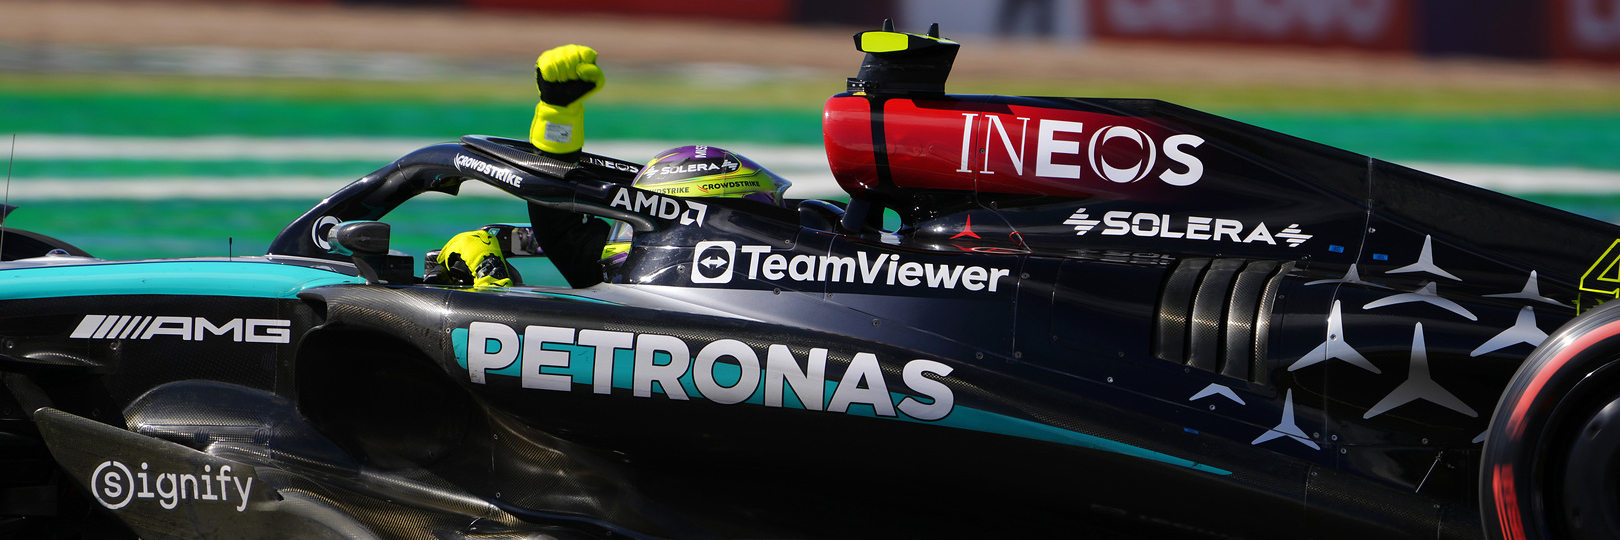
[3,23,1618,540]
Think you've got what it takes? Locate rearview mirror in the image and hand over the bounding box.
[327,221,390,284]
[328,221,390,257]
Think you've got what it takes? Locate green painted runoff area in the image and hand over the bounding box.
[6,72,1620,168]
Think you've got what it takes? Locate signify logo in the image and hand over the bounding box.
[460,322,956,422]
[70,315,291,343]
[690,241,1013,292]
[92,461,254,512]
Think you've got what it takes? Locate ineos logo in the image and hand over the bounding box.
[1089,126,1156,184]
[960,114,1207,187]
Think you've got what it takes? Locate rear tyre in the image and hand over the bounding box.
[1481,302,1620,540]
[1558,392,1620,540]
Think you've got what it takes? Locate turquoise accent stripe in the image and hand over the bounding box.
[453,328,470,368]
[0,261,362,300]
[451,329,1229,476]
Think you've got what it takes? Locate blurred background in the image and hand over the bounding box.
[3,0,1620,276]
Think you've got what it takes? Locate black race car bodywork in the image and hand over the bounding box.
[3,25,1618,540]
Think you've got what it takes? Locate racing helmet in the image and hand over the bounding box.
[602,145,791,263]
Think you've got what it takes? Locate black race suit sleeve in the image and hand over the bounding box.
[528,203,610,288]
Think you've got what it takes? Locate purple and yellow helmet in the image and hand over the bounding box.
[603,145,791,262]
[630,145,791,204]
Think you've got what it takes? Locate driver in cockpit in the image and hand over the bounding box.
[425,45,789,290]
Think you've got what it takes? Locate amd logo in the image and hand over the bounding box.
[957,113,1207,186]
[609,187,709,226]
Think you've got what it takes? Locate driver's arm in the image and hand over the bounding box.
[528,44,612,288]
[432,45,611,289]
[528,204,610,288]
[529,44,604,157]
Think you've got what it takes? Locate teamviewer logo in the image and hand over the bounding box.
[691,241,735,284]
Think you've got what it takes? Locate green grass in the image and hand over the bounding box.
[8,71,1620,170]
[8,71,1620,114]
[3,195,571,284]
[4,196,530,261]
[5,159,385,179]
[0,81,825,144]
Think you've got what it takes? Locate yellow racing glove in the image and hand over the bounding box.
[432,230,513,288]
[529,44,605,155]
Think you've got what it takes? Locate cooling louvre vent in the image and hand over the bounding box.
[1153,258,1292,384]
